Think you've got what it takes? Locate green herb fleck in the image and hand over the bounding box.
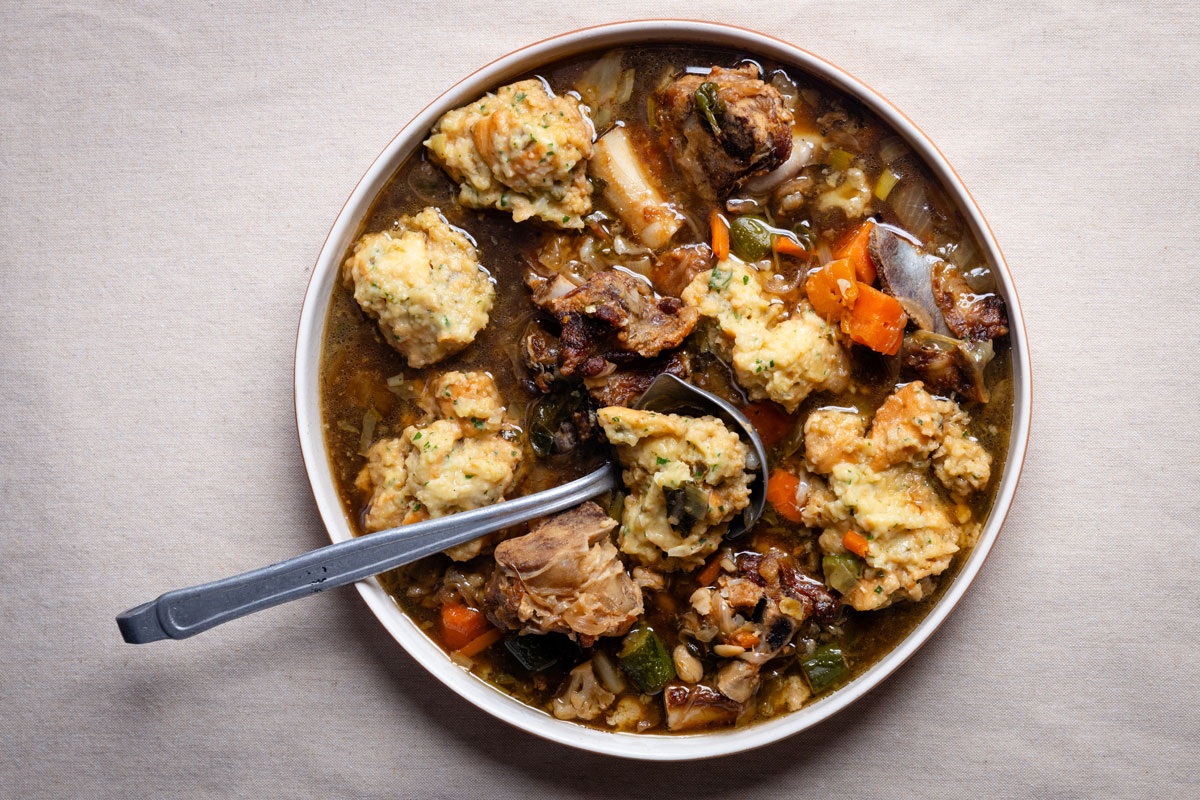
[694,81,725,137]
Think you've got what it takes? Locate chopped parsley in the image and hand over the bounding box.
[708,265,733,291]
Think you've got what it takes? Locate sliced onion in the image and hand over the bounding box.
[612,234,650,257]
[947,235,978,269]
[616,69,635,104]
[725,197,764,215]
[576,50,625,129]
[764,271,802,295]
[962,265,997,293]
[742,131,818,194]
[623,256,654,278]
[357,407,382,456]
[769,70,800,112]
[592,651,627,694]
[887,179,934,243]
[406,160,449,206]
[877,136,910,166]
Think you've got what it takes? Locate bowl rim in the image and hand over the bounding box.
[293,19,1032,761]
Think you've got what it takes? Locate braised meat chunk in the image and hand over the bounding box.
[584,350,690,407]
[657,64,794,200]
[900,331,994,403]
[687,549,839,701]
[532,269,698,377]
[931,261,1009,341]
[486,502,643,639]
[663,683,741,731]
[650,243,714,298]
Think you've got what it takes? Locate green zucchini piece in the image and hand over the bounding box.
[663,481,709,532]
[617,623,675,694]
[800,643,850,694]
[503,633,574,673]
[729,216,773,261]
[822,553,864,596]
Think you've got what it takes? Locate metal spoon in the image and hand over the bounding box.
[115,374,767,644]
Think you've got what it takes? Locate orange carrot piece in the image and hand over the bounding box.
[833,220,877,285]
[710,210,729,260]
[741,401,793,448]
[772,236,809,258]
[729,630,761,649]
[804,258,859,322]
[843,530,870,558]
[842,282,907,355]
[440,602,493,651]
[766,469,805,524]
[455,626,504,658]
[696,553,724,587]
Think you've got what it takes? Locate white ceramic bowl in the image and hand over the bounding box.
[294,20,1031,760]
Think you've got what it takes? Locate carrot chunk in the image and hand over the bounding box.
[440,602,493,651]
[456,627,504,658]
[804,258,859,322]
[833,220,877,285]
[710,210,729,260]
[741,401,793,448]
[772,236,809,258]
[841,282,907,355]
[843,530,870,558]
[766,469,805,523]
[696,553,724,587]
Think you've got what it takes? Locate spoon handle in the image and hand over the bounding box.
[116,464,618,643]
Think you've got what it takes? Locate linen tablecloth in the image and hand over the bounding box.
[2,2,1197,797]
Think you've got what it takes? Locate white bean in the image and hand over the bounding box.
[673,644,703,684]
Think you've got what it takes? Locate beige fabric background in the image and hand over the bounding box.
[2,1,1197,797]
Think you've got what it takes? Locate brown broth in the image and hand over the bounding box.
[318,43,1012,732]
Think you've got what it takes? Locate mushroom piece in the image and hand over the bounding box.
[900,331,995,404]
[716,659,761,703]
[663,682,742,731]
[868,225,950,335]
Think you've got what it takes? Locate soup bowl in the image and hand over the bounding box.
[293,19,1031,760]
